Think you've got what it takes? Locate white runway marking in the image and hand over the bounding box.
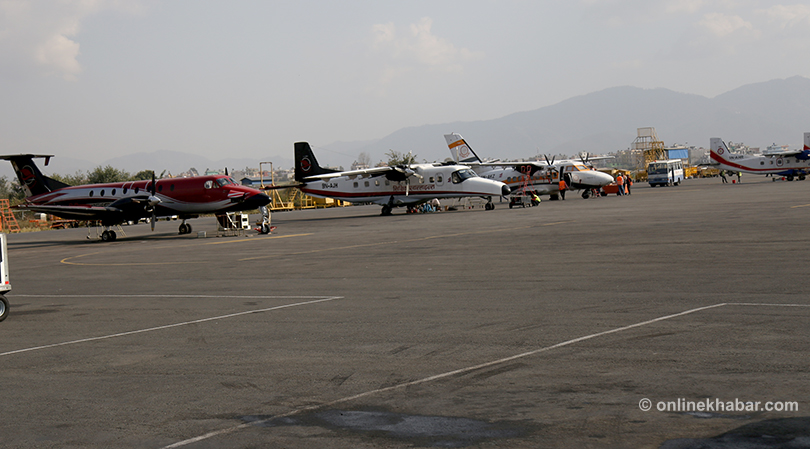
[0,296,342,357]
[162,301,810,448]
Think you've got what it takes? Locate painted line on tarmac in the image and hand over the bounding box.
[0,296,342,357]
[59,233,313,265]
[790,203,810,208]
[203,233,312,245]
[165,301,810,448]
[238,221,574,262]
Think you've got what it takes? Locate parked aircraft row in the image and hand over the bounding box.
[4,132,808,242]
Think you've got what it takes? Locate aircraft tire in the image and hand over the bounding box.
[0,295,8,322]
[101,230,114,242]
[381,205,392,216]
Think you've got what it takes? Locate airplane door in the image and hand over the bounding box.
[436,172,445,186]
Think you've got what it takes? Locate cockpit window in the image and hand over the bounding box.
[204,180,214,189]
[451,168,478,184]
[216,177,235,187]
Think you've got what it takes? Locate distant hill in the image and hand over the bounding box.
[317,76,810,167]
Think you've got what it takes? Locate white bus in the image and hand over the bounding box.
[647,159,684,187]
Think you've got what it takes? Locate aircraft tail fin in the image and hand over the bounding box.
[294,142,338,182]
[709,138,730,159]
[444,133,482,163]
[0,154,69,197]
[804,132,809,151]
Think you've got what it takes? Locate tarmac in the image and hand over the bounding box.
[1,176,809,448]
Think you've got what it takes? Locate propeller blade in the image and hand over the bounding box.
[150,213,156,232]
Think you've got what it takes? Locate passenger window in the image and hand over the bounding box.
[123,187,128,194]
[100,189,105,196]
[437,175,443,183]
[158,184,163,192]
[385,180,390,186]
[353,182,358,188]
[170,184,175,191]
[429,177,434,183]
[375,180,380,186]
[204,180,214,189]
[89,190,94,197]
[111,189,116,195]
[364,181,369,187]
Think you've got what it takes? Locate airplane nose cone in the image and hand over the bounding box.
[501,185,511,196]
[246,192,271,208]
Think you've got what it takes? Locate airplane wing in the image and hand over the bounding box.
[762,149,804,157]
[15,194,157,222]
[301,166,422,182]
[14,203,125,221]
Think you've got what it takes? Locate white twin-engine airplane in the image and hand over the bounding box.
[444,133,615,199]
[293,142,511,215]
[710,133,810,181]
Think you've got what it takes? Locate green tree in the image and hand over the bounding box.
[385,149,418,166]
[50,171,89,186]
[132,170,155,181]
[0,176,26,203]
[87,165,131,184]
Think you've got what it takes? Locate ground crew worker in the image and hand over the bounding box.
[720,171,728,183]
[616,174,624,196]
[626,175,633,195]
[559,179,567,200]
[737,172,742,183]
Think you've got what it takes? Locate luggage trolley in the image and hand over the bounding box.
[0,233,10,322]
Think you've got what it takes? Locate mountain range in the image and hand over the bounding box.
[2,76,809,180]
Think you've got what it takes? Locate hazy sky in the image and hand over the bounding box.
[1,0,809,164]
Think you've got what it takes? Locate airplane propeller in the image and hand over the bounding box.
[147,171,159,231]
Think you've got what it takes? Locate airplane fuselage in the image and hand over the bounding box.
[300,164,508,207]
[476,162,614,194]
[710,137,810,178]
[21,175,271,221]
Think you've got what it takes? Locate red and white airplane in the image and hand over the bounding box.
[293,142,511,215]
[1,154,271,241]
[710,134,810,181]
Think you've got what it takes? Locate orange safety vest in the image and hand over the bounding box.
[559,180,567,190]
[617,176,624,185]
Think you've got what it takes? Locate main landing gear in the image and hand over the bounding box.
[100,230,117,242]
[178,221,193,235]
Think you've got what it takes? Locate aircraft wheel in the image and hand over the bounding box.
[101,230,113,242]
[0,295,8,322]
[509,203,513,209]
[186,224,192,234]
[179,223,188,234]
[800,175,806,181]
[485,203,494,211]
[787,175,794,181]
[582,191,590,199]
[109,231,117,241]
[381,205,392,216]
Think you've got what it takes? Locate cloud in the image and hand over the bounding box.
[368,17,483,94]
[0,0,145,81]
[698,12,755,37]
[758,4,810,31]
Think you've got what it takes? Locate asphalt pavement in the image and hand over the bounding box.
[1,176,808,448]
